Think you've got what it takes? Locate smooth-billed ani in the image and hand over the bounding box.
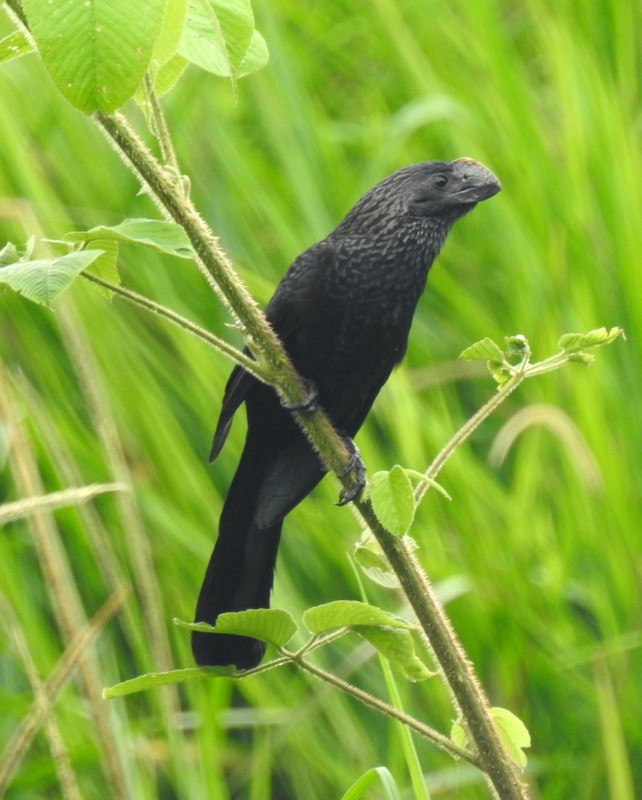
[192,158,501,669]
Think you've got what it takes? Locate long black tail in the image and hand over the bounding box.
[191,441,282,670]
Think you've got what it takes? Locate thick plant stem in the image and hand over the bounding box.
[93,112,357,484]
[365,524,528,799]
[288,652,482,768]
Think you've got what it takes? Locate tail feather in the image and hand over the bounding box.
[192,442,282,670]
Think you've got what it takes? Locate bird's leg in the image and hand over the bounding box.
[281,377,320,413]
[336,436,367,506]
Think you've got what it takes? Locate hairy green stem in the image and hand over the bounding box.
[418,349,579,504]
[418,370,526,503]
[143,75,183,181]
[93,111,359,486]
[354,509,527,799]
[81,272,264,380]
[286,651,481,768]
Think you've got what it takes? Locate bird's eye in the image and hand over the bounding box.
[434,174,448,189]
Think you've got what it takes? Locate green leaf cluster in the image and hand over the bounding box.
[10,0,268,113]
[0,221,193,305]
[452,707,531,769]
[459,328,624,385]
[105,600,432,697]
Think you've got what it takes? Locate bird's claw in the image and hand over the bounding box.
[281,378,320,413]
[336,438,366,506]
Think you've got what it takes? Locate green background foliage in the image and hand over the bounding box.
[0,0,640,798]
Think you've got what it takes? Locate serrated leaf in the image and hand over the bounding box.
[303,600,414,634]
[458,337,505,362]
[22,0,166,113]
[567,351,595,366]
[178,0,267,80]
[0,29,34,64]
[354,534,418,589]
[0,250,104,305]
[103,666,232,698]
[491,707,530,769]
[237,28,268,77]
[354,537,399,588]
[153,0,188,66]
[84,240,120,299]
[0,242,22,267]
[340,767,401,800]
[450,718,468,751]
[558,327,624,353]
[451,707,530,769]
[405,469,451,500]
[489,359,512,385]
[504,334,530,360]
[177,608,297,648]
[154,54,189,96]
[358,626,432,682]
[66,219,194,259]
[368,465,415,536]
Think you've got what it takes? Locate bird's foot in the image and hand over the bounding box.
[281,378,319,413]
[336,437,367,506]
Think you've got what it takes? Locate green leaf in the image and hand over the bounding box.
[354,533,419,589]
[450,718,468,752]
[154,54,189,96]
[179,0,268,80]
[0,250,104,305]
[303,600,414,634]
[103,666,232,698]
[22,0,166,113]
[84,240,121,299]
[0,242,23,267]
[237,29,269,78]
[558,327,624,353]
[152,0,188,67]
[177,608,297,648]
[367,465,415,536]
[358,626,432,682]
[405,469,452,501]
[504,334,530,361]
[340,767,402,800]
[491,707,531,769]
[353,535,400,588]
[451,707,530,769]
[0,30,34,64]
[488,360,512,386]
[458,337,505,362]
[66,219,194,259]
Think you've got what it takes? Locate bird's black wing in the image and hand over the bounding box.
[264,239,334,347]
[210,240,334,463]
[209,362,255,461]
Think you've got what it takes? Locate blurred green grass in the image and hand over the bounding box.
[0,0,640,798]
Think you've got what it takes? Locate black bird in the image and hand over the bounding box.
[192,158,501,669]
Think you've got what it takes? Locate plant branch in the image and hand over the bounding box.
[353,508,527,798]
[418,370,526,503]
[285,649,482,769]
[143,74,183,180]
[92,111,360,486]
[418,346,590,504]
[81,272,265,380]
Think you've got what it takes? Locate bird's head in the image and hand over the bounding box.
[335,158,500,237]
[404,158,501,217]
